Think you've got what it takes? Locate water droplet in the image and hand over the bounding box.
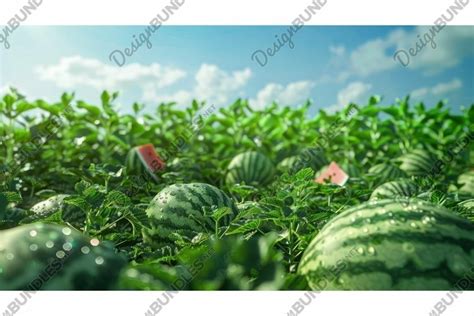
[63,243,72,251]
[389,219,396,225]
[56,251,65,259]
[90,238,100,247]
[365,218,371,224]
[46,241,54,248]
[403,243,415,253]
[410,222,417,228]
[6,253,14,260]
[62,227,72,236]
[363,228,369,233]
[29,230,37,237]
[357,247,364,254]
[388,212,393,217]
[337,277,345,284]
[81,246,90,254]
[367,246,376,255]
[29,244,38,251]
[95,256,104,265]
[351,217,356,223]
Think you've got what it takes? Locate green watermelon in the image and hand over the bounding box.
[340,163,362,178]
[458,170,474,195]
[225,151,275,186]
[143,183,238,246]
[297,148,329,173]
[298,199,474,290]
[30,194,85,224]
[370,180,419,200]
[367,163,406,185]
[0,223,126,290]
[125,144,165,182]
[398,149,435,176]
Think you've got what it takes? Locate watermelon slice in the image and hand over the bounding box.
[136,144,165,173]
[315,161,349,186]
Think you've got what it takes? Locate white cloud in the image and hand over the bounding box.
[250,81,315,109]
[144,64,252,107]
[334,26,474,79]
[36,55,186,91]
[410,78,463,98]
[329,45,345,57]
[326,81,372,113]
[431,78,462,95]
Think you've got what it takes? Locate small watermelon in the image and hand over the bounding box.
[225,151,275,186]
[125,144,165,182]
[367,163,407,185]
[370,180,419,200]
[143,183,238,246]
[30,194,85,224]
[0,223,126,290]
[277,156,299,173]
[298,199,474,290]
[340,162,362,178]
[297,148,329,173]
[398,149,435,176]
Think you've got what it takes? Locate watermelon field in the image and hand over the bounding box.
[0,89,473,290]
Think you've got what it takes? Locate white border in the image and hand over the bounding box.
[0,0,473,25]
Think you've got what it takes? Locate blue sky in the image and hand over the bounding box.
[0,26,472,114]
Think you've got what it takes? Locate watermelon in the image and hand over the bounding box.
[298,199,474,290]
[340,162,362,178]
[0,223,126,290]
[277,156,299,173]
[458,170,474,195]
[370,180,419,200]
[143,183,238,246]
[367,163,407,185]
[125,144,165,182]
[30,194,85,224]
[278,149,328,174]
[398,149,435,176]
[225,151,275,186]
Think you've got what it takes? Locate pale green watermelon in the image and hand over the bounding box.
[370,180,419,200]
[398,149,435,176]
[298,199,474,290]
[367,163,407,185]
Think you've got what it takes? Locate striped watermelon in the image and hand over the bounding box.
[458,170,474,195]
[30,194,85,224]
[298,199,474,290]
[143,183,238,246]
[340,162,362,178]
[367,163,407,185]
[298,148,329,172]
[0,223,126,290]
[398,149,434,176]
[370,180,419,200]
[125,144,165,182]
[225,151,275,186]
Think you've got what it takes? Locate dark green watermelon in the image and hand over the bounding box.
[225,151,275,186]
[143,183,238,246]
[0,223,126,290]
[298,199,474,290]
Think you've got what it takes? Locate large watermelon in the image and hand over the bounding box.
[125,144,165,182]
[0,223,126,290]
[143,183,238,246]
[398,149,435,176]
[30,194,85,224]
[370,180,419,200]
[225,151,275,186]
[367,163,406,185]
[298,199,474,290]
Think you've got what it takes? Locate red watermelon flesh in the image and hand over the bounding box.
[137,144,165,173]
